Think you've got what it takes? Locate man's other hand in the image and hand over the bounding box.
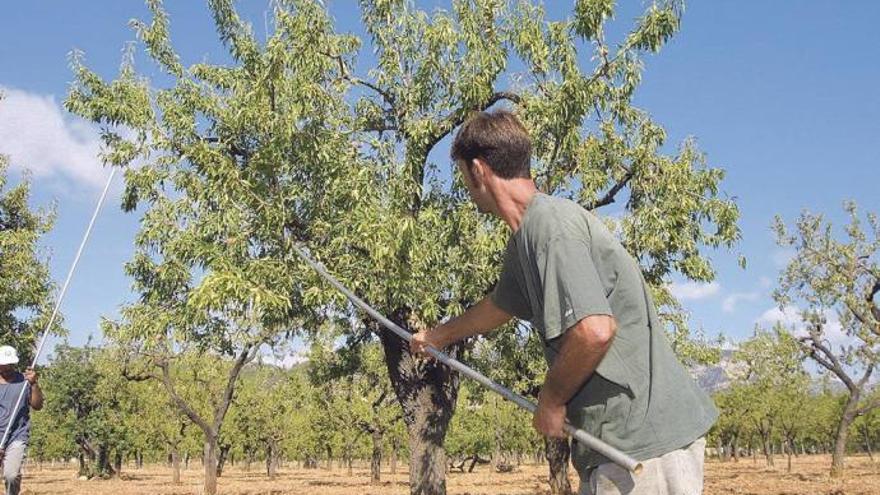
[24,367,38,385]
[533,390,567,438]
[410,327,447,358]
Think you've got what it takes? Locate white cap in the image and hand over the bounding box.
[0,346,19,365]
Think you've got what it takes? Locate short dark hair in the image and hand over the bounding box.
[450,109,532,179]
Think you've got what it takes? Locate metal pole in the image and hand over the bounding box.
[0,168,117,451]
[290,243,643,474]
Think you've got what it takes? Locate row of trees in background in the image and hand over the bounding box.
[710,327,880,474]
[27,340,543,482]
[23,326,880,486]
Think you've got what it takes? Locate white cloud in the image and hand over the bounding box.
[759,276,773,289]
[669,281,721,301]
[722,291,760,313]
[755,305,851,347]
[0,85,107,188]
[260,349,308,369]
[756,305,802,328]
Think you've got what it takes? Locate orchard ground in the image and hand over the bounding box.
[16,455,880,494]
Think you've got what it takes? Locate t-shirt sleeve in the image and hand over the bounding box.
[489,245,532,320]
[537,236,613,341]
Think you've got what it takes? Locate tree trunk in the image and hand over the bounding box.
[544,437,573,495]
[862,424,874,462]
[785,439,793,473]
[378,319,460,495]
[371,429,383,484]
[97,444,116,478]
[267,441,278,479]
[732,436,739,463]
[390,437,399,475]
[761,434,774,467]
[204,439,219,495]
[325,444,333,470]
[172,450,181,484]
[113,450,123,478]
[216,443,230,477]
[831,395,860,478]
[716,436,726,462]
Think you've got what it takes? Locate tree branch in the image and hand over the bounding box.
[855,397,880,417]
[584,169,634,210]
[213,344,259,432]
[800,335,857,392]
[158,358,213,435]
[320,50,397,110]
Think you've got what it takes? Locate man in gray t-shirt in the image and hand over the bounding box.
[411,110,715,494]
[0,345,44,495]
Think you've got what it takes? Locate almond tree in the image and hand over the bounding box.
[64,2,740,494]
[772,201,880,477]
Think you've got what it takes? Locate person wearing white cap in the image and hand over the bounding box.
[0,345,43,495]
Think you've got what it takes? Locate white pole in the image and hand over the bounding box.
[0,168,117,451]
[290,243,643,474]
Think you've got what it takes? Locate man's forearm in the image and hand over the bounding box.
[540,315,616,406]
[30,383,44,410]
[433,297,512,348]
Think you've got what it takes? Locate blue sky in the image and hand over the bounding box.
[1,2,878,362]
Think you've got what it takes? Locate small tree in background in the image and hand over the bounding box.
[733,326,810,471]
[772,201,880,477]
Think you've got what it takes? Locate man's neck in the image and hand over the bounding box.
[494,180,538,232]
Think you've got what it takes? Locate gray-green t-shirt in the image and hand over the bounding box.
[489,193,717,474]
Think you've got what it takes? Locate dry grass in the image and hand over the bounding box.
[16,454,880,494]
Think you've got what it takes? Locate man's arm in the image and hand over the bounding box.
[410,296,513,355]
[25,367,43,411]
[533,314,617,438]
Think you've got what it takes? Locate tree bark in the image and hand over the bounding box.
[544,437,573,495]
[216,442,230,477]
[831,395,860,478]
[390,437,399,475]
[172,450,181,484]
[862,424,874,462]
[785,439,793,473]
[266,441,278,479]
[204,439,219,495]
[761,435,774,467]
[113,450,123,478]
[378,317,460,495]
[96,443,116,478]
[732,435,739,463]
[371,429,383,484]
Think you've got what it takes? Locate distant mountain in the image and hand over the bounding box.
[689,349,746,393]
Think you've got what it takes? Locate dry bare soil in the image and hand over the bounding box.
[17,455,880,494]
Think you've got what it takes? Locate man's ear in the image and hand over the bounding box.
[471,157,490,185]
